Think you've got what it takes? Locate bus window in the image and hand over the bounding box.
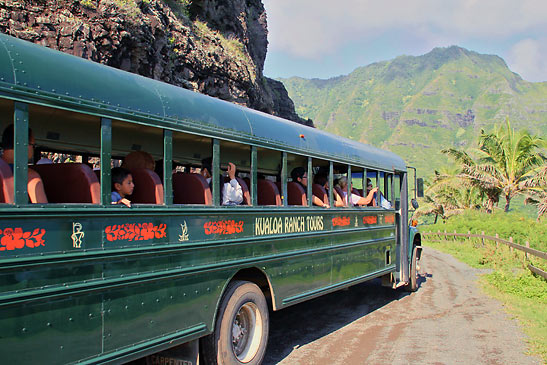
[172,131,212,205]
[312,158,330,207]
[219,139,251,206]
[287,153,308,206]
[257,146,282,206]
[112,120,163,205]
[394,173,402,210]
[29,104,101,204]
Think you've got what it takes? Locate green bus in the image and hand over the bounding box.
[0,34,422,365]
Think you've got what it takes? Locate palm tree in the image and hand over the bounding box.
[524,164,547,221]
[443,119,546,212]
[415,167,483,221]
[441,148,501,212]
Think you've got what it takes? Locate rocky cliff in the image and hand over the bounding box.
[0,0,312,126]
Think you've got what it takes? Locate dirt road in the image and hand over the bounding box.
[263,247,541,365]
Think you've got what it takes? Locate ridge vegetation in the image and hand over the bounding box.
[279,46,547,178]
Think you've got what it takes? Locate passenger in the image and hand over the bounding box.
[364,178,379,207]
[1,124,47,203]
[336,176,378,206]
[201,157,243,206]
[122,151,155,171]
[111,167,134,207]
[291,167,329,208]
[314,173,345,207]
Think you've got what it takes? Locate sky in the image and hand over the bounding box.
[262,0,547,82]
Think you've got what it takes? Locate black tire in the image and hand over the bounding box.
[405,246,418,292]
[201,280,269,365]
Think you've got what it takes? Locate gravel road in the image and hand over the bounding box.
[263,247,541,365]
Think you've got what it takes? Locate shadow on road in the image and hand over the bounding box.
[263,273,430,364]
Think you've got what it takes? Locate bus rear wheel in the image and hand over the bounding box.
[201,280,269,365]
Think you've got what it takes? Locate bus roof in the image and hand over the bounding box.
[0,34,406,172]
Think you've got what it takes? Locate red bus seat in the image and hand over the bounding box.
[257,179,281,206]
[312,184,328,205]
[0,158,14,203]
[129,168,164,204]
[173,172,212,205]
[287,181,306,206]
[33,163,99,204]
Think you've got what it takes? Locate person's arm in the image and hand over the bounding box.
[222,162,243,205]
[333,190,345,207]
[312,195,329,208]
[356,187,378,206]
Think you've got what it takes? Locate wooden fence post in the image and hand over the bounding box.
[495,233,499,249]
[509,237,514,254]
[525,241,530,260]
[481,231,485,247]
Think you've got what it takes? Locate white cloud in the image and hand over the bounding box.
[263,0,547,59]
[507,39,547,82]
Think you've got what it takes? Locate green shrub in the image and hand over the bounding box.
[426,210,547,251]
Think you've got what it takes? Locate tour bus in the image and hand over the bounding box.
[0,34,422,364]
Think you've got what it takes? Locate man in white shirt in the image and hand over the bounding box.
[201,157,243,205]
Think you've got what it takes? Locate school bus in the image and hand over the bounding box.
[0,34,422,364]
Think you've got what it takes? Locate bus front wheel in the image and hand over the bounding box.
[201,280,269,365]
[405,246,418,292]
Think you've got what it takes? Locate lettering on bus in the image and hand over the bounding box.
[332,216,350,227]
[384,214,395,224]
[255,216,324,236]
[362,216,378,225]
[0,228,46,251]
[105,223,167,242]
[204,220,244,235]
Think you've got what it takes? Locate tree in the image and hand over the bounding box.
[443,119,546,212]
[524,164,547,221]
[415,166,483,222]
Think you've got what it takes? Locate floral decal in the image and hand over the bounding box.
[363,216,378,225]
[105,223,167,242]
[0,228,46,251]
[332,216,350,227]
[204,220,244,235]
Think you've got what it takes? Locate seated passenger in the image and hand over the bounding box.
[314,173,345,207]
[291,167,329,208]
[1,124,47,203]
[337,176,378,206]
[201,157,243,206]
[111,167,134,207]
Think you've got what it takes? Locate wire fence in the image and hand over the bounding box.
[423,230,547,280]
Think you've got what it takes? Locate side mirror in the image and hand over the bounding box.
[417,178,424,198]
[411,198,419,209]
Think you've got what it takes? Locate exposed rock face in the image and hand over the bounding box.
[0,0,311,126]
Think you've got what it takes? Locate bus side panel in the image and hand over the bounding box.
[330,238,395,285]
[265,226,396,309]
[0,294,102,364]
[102,273,224,353]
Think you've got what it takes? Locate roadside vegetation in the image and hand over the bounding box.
[424,215,546,361]
[417,121,546,361]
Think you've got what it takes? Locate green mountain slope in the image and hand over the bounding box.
[279,46,547,177]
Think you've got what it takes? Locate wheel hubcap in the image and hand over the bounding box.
[232,302,263,362]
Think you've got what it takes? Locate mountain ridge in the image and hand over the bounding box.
[279,45,547,176]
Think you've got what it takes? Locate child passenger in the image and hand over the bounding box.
[111,167,134,207]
